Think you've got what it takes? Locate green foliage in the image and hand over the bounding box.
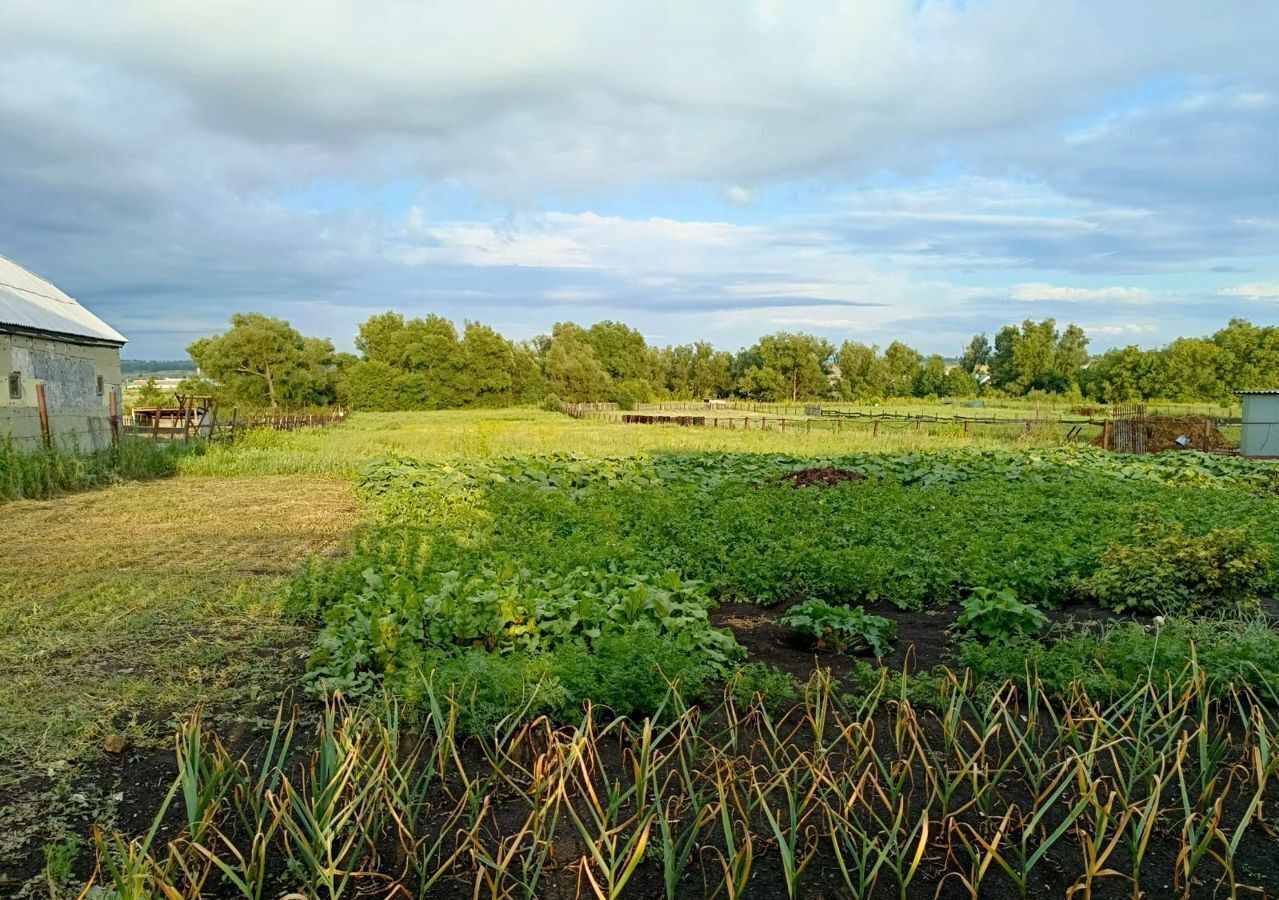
[1080,523,1272,615]
[188,312,338,410]
[952,587,1047,641]
[613,377,654,410]
[540,392,563,412]
[780,600,897,657]
[729,662,799,709]
[955,616,1279,699]
[0,438,193,502]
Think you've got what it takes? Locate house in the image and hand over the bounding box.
[1,254,127,452]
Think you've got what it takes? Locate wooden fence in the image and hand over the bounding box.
[121,408,346,443]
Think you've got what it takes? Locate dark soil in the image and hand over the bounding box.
[782,467,867,488]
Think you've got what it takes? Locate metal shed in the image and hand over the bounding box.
[1237,390,1279,459]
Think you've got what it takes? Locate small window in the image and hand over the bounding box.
[8,371,20,400]
[96,375,105,397]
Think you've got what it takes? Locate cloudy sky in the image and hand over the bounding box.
[1,1,1276,358]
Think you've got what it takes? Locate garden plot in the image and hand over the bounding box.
[75,448,1279,897]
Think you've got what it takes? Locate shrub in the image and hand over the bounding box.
[541,392,563,412]
[1079,523,1272,615]
[613,379,654,411]
[780,600,897,657]
[953,588,1048,641]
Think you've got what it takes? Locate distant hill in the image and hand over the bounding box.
[121,359,196,376]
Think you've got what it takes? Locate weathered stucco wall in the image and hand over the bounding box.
[1,332,123,452]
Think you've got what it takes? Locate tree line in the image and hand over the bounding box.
[170,311,1278,411]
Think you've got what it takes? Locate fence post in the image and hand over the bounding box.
[873,420,880,437]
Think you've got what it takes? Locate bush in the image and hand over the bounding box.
[953,588,1048,641]
[1079,523,1272,615]
[614,379,654,411]
[541,392,563,412]
[780,600,897,657]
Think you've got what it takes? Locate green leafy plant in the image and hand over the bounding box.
[953,588,1048,641]
[780,601,896,657]
[1080,523,1272,615]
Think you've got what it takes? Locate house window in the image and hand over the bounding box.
[96,375,105,397]
[8,371,20,400]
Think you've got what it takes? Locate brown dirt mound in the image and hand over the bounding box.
[1093,414,1234,453]
[783,467,867,487]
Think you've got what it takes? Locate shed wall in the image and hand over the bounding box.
[1240,394,1279,459]
[1,332,123,452]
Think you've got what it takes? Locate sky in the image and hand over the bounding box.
[0,1,1276,359]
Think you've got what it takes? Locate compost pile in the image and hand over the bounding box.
[1094,415,1234,453]
[783,467,867,487]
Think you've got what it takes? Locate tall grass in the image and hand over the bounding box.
[0,437,195,502]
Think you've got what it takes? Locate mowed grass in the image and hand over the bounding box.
[0,474,356,774]
[178,408,1058,478]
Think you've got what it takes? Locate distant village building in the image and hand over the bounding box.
[1,254,126,451]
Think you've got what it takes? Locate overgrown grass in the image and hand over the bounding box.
[0,437,197,502]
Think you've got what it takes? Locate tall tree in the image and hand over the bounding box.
[188,313,319,409]
[882,341,923,397]
[837,341,889,399]
[960,333,991,373]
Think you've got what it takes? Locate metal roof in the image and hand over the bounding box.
[1235,390,1279,395]
[0,254,126,345]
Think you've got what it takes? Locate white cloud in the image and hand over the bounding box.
[1221,282,1279,300]
[1010,283,1154,303]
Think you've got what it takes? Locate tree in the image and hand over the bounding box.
[131,377,171,411]
[545,323,613,401]
[911,355,950,397]
[744,332,833,401]
[588,321,652,383]
[960,334,991,373]
[882,341,923,396]
[837,342,889,399]
[987,319,1088,395]
[188,313,319,409]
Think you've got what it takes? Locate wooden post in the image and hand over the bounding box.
[873,419,880,437]
[35,382,50,447]
[108,388,119,444]
[152,404,160,441]
[230,406,238,441]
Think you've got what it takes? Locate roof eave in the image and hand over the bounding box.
[0,321,127,348]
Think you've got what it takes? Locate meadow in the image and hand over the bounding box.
[2,409,1277,898]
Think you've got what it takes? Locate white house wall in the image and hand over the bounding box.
[2,333,123,452]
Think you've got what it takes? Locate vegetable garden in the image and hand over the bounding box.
[84,446,1279,897]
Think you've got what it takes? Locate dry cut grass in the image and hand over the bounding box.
[0,474,357,773]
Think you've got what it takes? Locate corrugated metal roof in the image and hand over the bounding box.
[0,254,126,345]
[1236,390,1279,395]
